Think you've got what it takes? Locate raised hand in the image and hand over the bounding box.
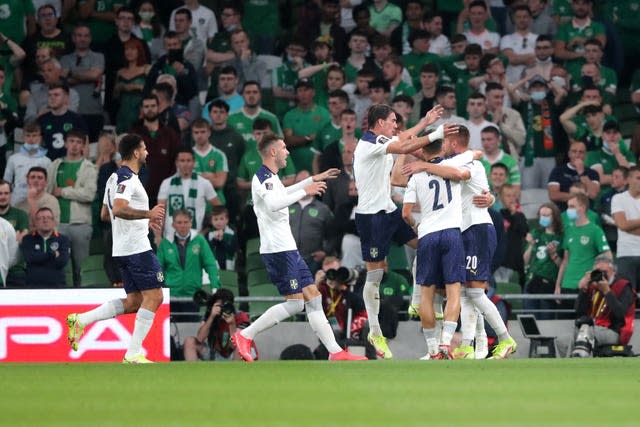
[424,104,444,126]
[304,181,327,196]
[314,168,341,182]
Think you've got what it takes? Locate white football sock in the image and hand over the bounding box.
[241,299,304,340]
[363,269,384,336]
[306,295,342,354]
[78,299,124,325]
[422,327,438,355]
[125,308,154,358]
[433,293,444,344]
[467,288,509,341]
[441,321,457,346]
[410,258,420,306]
[460,290,477,346]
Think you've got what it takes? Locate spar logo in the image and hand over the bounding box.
[0,315,171,361]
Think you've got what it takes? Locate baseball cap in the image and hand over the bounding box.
[528,75,547,87]
[603,120,620,133]
[295,78,314,90]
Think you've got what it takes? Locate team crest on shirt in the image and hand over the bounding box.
[192,245,200,255]
[289,279,298,290]
[308,208,318,217]
[580,236,590,245]
[265,182,273,190]
[156,272,165,282]
[63,123,73,132]
[376,136,390,145]
[370,247,379,258]
[117,184,126,194]
[50,242,59,251]
[208,159,216,168]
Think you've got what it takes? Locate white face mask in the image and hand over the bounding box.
[139,11,154,22]
[550,76,566,88]
[530,91,546,101]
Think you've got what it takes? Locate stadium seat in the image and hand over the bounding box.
[80,255,109,287]
[246,238,260,256]
[64,263,73,287]
[496,282,523,314]
[247,269,271,288]
[248,283,281,318]
[245,253,265,273]
[219,270,240,295]
[89,237,104,255]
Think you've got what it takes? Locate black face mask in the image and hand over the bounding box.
[581,75,594,86]
[167,49,183,63]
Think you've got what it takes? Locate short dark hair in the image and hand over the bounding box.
[613,166,630,179]
[209,99,230,113]
[48,83,70,94]
[35,207,54,217]
[367,104,395,129]
[142,93,159,105]
[211,205,229,217]
[175,7,192,21]
[242,80,261,92]
[253,118,272,131]
[119,133,144,161]
[464,43,482,57]
[175,146,194,160]
[490,162,509,174]
[28,166,48,179]
[392,94,414,108]
[481,125,500,138]
[485,82,504,93]
[423,138,443,155]
[368,79,390,92]
[420,63,439,75]
[536,34,553,44]
[153,82,174,101]
[65,128,87,142]
[23,121,41,134]
[328,89,349,104]
[340,108,356,118]
[584,38,603,50]
[258,133,281,156]
[469,91,486,101]
[219,65,238,77]
[512,5,532,16]
[435,85,455,99]
[191,117,211,129]
[408,29,430,47]
[163,30,179,40]
[469,0,487,11]
[454,125,470,147]
[0,179,10,191]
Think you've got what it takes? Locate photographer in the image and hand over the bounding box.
[314,257,372,358]
[571,256,636,357]
[183,288,255,361]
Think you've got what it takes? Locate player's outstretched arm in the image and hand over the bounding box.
[112,199,165,222]
[403,104,444,137]
[401,160,470,181]
[312,168,340,182]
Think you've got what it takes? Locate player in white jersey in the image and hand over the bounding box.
[402,138,466,359]
[66,134,167,364]
[231,134,366,362]
[354,103,457,359]
[403,126,518,359]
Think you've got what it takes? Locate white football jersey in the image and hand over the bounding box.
[443,151,493,231]
[104,166,152,257]
[354,131,398,214]
[252,165,310,254]
[404,158,462,237]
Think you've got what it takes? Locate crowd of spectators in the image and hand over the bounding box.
[0,0,639,343]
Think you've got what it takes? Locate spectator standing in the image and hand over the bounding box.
[523,202,563,319]
[157,147,219,241]
[0,0,35,47]
[169,0,217,46]
[497,184,528,287]
[343,31,369,83]
[114,38,151,133]
[554,0,606,69]
[47,130,97,287]
[190,117,228,205]
[600,167,628,252]
[548,140,600,211]
[368,0,402,37]
[60,24,105,142]
[485,82,526,159]
[22,4,72,78]
[131,1,165,62]
[480,126,521,191]
[462,1,500,54]
[500,5,538,84]
[272,38,309,118]
[465,93,493,150]
[171,8,206,79]
[206,206,237,271]
[36,83,88,161]
[130,94,181,206]
[16,166,60,228]
[555,193,612,314]
[76,0,120,48]
[611,167,640,291]
[24,58,80,122]
[202,66,243,119]
[21,207,70,288]
[3,122,51,206]
[157,209,220,300]
[0,215,18,286]
[0,180,27,286]
[227,81,283,143]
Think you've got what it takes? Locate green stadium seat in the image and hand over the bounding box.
[64,263,73,287]
[82,254,103,271]
[246,238,260,256]
[248,283,281,318]
[245,253,265,273]
[81,269,110,287]
[219,270,240,295]
[247,269,271,288]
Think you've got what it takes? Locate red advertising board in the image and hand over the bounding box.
[0,289,170,362]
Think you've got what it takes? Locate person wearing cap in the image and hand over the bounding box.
[585,121,636,197]
[283,79,331,173]
[554,0,606,69]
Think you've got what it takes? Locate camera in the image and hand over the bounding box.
[193,289,236,319]
[589,269,607,283]
[325,267,360,284]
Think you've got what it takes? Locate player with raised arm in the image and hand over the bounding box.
[402,137,466,359]
[354,104,458,359]
[231,134,367,362]
[403,125,518,359]
[66,134,167,364]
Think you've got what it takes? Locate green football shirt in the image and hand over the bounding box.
[561,222,610,289]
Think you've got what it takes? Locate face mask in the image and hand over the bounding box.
[23,143,39,151]
[602,142,610,151]
[539,215,552,228]
[550,76,566,88]
[114,152,122,161]
[139,11,154,22]
[287,55,296,63]
[225,24,237,32]
[566,208,578,221]
[530,91,546,101]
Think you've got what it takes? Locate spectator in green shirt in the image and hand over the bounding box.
[568,38,616,100]
[554,0,606,69]
[272,38,308,118]
[401,29,441,90]
[382,55,415,100]
[555,192,612,316]
[480,126,521,192]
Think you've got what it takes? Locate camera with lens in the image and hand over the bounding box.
[589,269,608,284]
[193,289,236,319]
[325,267,360,284]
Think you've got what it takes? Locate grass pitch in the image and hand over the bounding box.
[2,359,638,427]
